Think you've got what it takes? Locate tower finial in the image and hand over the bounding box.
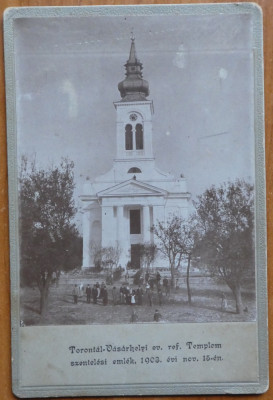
[117,36,149,101]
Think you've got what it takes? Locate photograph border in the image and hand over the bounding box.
[4,3,268,397]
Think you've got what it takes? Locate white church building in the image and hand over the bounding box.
[80,37,190,269]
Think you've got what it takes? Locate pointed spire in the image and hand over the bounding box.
[118,35,149,102]
[128,37,137,64]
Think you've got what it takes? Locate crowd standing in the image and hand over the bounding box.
[67,268,232,321]
[71,271,170,309]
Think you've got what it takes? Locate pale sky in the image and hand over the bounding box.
[14,12,255,225]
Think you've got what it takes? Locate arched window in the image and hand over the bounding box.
[135,123,143,149]
[125,124,133,150]
[128,167,142,173]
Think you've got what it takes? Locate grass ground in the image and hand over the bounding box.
[20,275,256,326]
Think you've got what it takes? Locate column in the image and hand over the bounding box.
[117,206,124,245]
[82,209,91,268]
[143,205,151,243]
[117,205,129,267]
[101,206,115,248]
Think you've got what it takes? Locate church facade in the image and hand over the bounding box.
[80,38,190,269]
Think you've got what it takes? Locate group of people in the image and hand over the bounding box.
[72,281,165,323]
[72,277,170,307]
[72,282,108,305]
[145,272,171,297]
[118,285,143,305]
[119,281,169,307]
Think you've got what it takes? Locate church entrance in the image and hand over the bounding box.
[129,209,142,269]
[130,209,141,234]
[131,244,141,269]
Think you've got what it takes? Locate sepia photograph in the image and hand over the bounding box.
[4,3,268,397]
[5,4,268,397]
[14,11,257,327]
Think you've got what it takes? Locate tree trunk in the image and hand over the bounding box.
[40,288,49,316]
[170,264,175,289]
[186,255,192,305]
[233,284,244,314]
[39,277,51,316]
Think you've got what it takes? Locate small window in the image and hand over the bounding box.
[125,124,133,150]
[136,123,143,149]
[128,167,141,173]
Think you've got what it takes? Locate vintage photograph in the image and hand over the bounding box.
[15,12,256,327]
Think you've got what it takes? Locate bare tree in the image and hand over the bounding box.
[138,242,157,270]
[90,241,103,269]
[93,244,122,272]
[151,216,186,288]
[179,217,199,305]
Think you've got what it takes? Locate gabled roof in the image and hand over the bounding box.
[97,178,167,198]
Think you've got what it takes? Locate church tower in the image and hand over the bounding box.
[80,37,190,269]
[113,37,155,180]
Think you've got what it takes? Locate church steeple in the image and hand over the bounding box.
[118,37,149,101]
[128,34,137,63]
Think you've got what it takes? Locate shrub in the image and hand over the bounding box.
[113,266,123,281]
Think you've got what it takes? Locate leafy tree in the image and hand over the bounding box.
[193,179,254,314]
[151,215,186,288]
[19,157,82,315]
